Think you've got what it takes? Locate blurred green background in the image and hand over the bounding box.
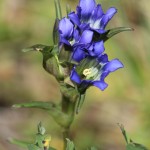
[0,0,150,150]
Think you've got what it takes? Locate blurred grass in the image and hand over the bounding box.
[0,0,150,150]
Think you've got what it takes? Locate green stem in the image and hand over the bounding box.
[61,95,77,150]
[62,128,70,150]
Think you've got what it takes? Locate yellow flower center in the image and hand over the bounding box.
[83,67,99,80]
[83,68,92,76]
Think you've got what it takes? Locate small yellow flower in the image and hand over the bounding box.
[43,136,51,150]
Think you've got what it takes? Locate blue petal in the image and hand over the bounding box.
[79,0,96,20]
[90,4,104,22]
[79,23,90,31]
[103,59,124,72]
[59,18,74,39]
[68,12,81,26]
[70,69,81,84]
[59,37,71,45]
[100,71,109,81]
[98,54,108,63]
[100,7,117,29]
[94,29,106,34]
[93,81,108,91]
[93,41,105,56]
[73,29,80,42]
[72,47,86,62]
[76,6,81,18]
[79,30,93,44]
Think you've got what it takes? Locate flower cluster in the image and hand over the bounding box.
[58,0,123,92]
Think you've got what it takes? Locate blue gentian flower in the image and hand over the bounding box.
[59,17,105,62]
[70,54,123,91]
[59,17,94,47]
[58,0,123,92]
[68,0,117,33]
[71,40,105,62]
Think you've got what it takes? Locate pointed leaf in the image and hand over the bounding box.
[28,144,40,150]
[126,143,148,150]
[94,27,133,42]
[76,94,86,114]
[118,123,128,144]
[35,134,45,148]
[8,138,30,148]
[22,44,53,53]
[54,0,62,19]
[38,122,46,135]
[105,27,134,41]
[22,47,35,52]
[53,19,60,45]
[118,124,148,150]
[12,101,70,128]
[126,140,148,150]
[66,139,75,150]
[12,101,56,110]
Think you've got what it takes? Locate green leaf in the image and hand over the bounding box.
[54,0,62,19]
[58,45,72,64]
[94,27,133,42]
[53,19,59,45]
[22,44,53,53]
[118,124,148,150]
[38,122,46,135]
[66,139,75,150]
[76,94,86,114]
[12,101,55,110]
[118,123,128,144]
[126,142,148,150]
[28,144,40,150]
[35,134,45,148]
[127,139,148,150]
[12,101,71,128]
[105,27,133,41]
[8,138,30,148]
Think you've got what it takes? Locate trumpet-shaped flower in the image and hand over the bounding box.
[59,17,105,62]
[68,0,117,33]
[58,0,124,92]
[70,54,123,91]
